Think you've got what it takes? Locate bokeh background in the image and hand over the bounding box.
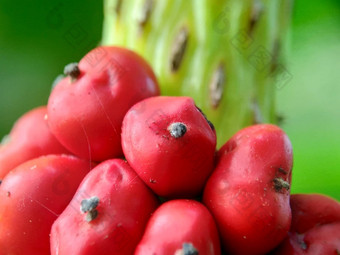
[1,1,339,200]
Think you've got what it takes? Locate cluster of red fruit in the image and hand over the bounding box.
[0,46,339,255]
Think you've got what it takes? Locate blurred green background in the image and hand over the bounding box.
[0,1,339,200]
[278,0,340,200]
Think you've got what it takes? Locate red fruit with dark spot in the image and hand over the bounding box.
[50,159,159,255]
[271,223,340,255]
[301,222,340,255]
[47,46,160,161]
[0,106,70,179]
[0,154,93,254]
[121,96,216,198]
[203,124,293,255]
[271,194,340,255]
[135,199,221,255]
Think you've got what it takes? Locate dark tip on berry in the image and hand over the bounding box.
[196,106,215,131]
[64,62,80,81]
[85,210,98,222]
[81,196,99,213]
[0,180,2,185]
[168,122,187,138]
[81,196,100,222]
[273,178,290,192]
[299,240,307,250]
[182,243,199,255]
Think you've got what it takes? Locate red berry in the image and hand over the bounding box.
[272,223,340,255]
[0,154,93,254]
[50,159,159,255]
[0,106,69,179]
[271,193,340,255]
[290,193,340,234]
[47,46,160,161]
[300,223,340,254]
[135,199,221,255]
[121,96,216,198]
[203,124,293,255]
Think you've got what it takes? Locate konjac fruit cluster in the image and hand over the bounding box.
[0,46,339,255]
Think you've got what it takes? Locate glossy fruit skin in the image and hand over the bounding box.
[0,106,69,179]
[121,96,217,198]
[269,232,304,255]
[289,193,340,234]
[271,194,340,255]
[135,199,221,255]
[272,223,340,255]
[203,124,293,255]
[48,46,160,161]
[302,223,340,255]
[50,159,159,255]
[0,154,92,255]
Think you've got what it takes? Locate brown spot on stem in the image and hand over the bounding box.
[170,27,188,72]
[115,0,123,15]
[209,63,225,108]
[251,99,263,124]
[276,113,285,126]
[138,0,153,33]
[270,40,281,74]
[249,0,263,36]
